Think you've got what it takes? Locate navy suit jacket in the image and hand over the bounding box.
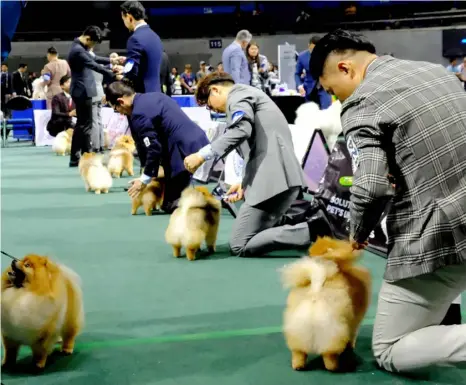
[295,49,332,109]
[125,25,163,93]
[129,93,209,178]
[68,39,115,100]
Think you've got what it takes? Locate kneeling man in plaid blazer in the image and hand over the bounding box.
[310,29,466,374]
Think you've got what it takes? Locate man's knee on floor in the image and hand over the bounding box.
[372,340,395,372]
[229,243,246,257]
[229,237,248,257]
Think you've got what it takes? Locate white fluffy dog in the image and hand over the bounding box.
[78,152,113,194]
[52,129,73,156]
[292,101,343,162]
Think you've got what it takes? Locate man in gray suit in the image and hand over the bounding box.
[311,29,466,374]
[184,72,310,257]
[222,30,252,85]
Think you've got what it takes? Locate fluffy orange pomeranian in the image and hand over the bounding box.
[281,237,371,372]
[131,178,165,216]
[107,135,136,178]
[165,186,221,261]
[78,152,113,194]
[52,128,74,156]
[1,254,84,370]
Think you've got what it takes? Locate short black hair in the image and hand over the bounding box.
[310,36,321,45]
[47,46,58,55]
[120,1,146,21]
[309,29,376,79]
[195,72,235,106]
[18,63,27,69]
[60,75,70,85]
[1,63,8,67]
[82,25,103,43]
[105,80,135,106]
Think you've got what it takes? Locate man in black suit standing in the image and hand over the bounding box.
[120,1,163,93]
[1,63,13,117]
[11,63,29,97]
[67,26,123,167]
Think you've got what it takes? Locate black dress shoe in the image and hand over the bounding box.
[69,162,79,168]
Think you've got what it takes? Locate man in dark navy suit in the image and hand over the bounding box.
[295,36,332,110]
[120,1,163,93]
[67,26,123,166]
[104,81,209,213]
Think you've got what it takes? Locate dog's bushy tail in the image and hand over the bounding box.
[280,257,339,293]
[309,236,362,269]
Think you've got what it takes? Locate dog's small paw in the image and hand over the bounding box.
[61,348,74,356]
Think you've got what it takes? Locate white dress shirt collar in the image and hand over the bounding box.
[134,22,147,31]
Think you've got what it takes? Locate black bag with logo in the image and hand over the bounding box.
[280,137,388,255]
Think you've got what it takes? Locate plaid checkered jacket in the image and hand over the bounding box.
[341,56,466,281]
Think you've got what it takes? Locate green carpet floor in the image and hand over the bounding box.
[1,146,464,385]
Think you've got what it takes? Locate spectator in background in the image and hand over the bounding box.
[1,63,12,117]
[46,75,76,137]
[246,41,268,92]
[446,57,462,74]
[295,36,332,109]
[196,61,208,82]
[222,30,252,84]
[120,1,163,93]
[42,46,71,109]
[12,63,29,96]
[170,67,182,95]
[217,62,224,72]
[265,62,279,95]
[180,64,196,94]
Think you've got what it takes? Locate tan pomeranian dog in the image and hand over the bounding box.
[165,186,221,261]
[78,152,113,194]
[1,254,84,371]
[52,128,74,156]
[281,237,371,372]
[107,135,136,178]
[131,178,165,216]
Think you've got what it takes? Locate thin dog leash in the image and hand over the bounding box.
[1,250,19,261]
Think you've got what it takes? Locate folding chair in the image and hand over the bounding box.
[1,96,34,147]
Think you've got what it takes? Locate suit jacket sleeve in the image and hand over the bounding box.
[124,35,144,81]
[132,114,162,178]
[210,92,254,159]
[343,98,395,243]
[230,51,244,84]
[295,55,304,89]
[78,49,115,80]
[93,54,111,65]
